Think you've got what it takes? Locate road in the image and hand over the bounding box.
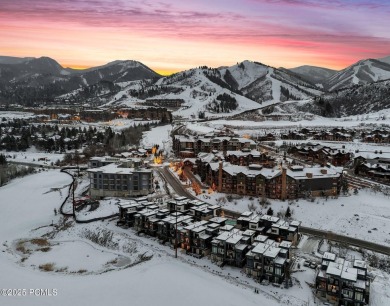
[159,166,390,256]
[156,166,197,200]
[300,226,390,256]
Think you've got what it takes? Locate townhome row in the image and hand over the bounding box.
[354,156,390,182]
[173,135,257,158]
[287,143,352,167]
[193,150,275,174]
[117,197,300,284]
[195,158,342,200]
[362,129,390,143]
[316,252,370,305]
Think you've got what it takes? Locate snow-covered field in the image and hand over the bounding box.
[141,124,172,148]
[1,148,65,166]
[199,116,390,129]
[141,124,173,155]
[92,118,159,131]
[0,111,35,119]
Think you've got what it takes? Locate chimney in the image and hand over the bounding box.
[218,161,223,192]
[320,169,327,174]
[306,172,313,178]
[281,167,287,201]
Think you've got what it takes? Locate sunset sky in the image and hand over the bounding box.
[1,0,390,75]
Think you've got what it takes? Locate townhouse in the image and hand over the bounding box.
[117,197,299,285]
[316,252,370,305]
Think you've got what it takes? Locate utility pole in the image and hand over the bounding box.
[72,175,76,217]
[175,207,178,258]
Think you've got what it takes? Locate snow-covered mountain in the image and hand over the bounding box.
[109,67,264,119]
[219,60,323,103]
[326,59,390,91]
[0,56,160,106]
[109,61,327,119]
[2,54,390,117]
[289,65,336,88]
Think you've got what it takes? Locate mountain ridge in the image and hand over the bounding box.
[1,54,390,117]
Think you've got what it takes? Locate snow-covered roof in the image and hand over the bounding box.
[184,220,208,231]
[263,245,281,258]
[251,242,269,255]
[326,261,343,277]
[341,265,358,282]
[286,167,341,179]
[225,150,261,157]
[279,241,292,249]
[274,256,286,265]
[323,252,336,261]
[254,235,269,243]
[353,259,367,270]
[209,217,227,224]
[87,163,151,175]
[243,229,256,237]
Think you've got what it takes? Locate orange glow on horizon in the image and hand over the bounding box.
[62,64,92,70]
[1,0,389,73]
[60,62,181,76]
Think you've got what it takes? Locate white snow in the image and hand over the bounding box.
[0,111,35,119]
[2,148,65,166]
[141,124,173,149]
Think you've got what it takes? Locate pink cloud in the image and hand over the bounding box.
[0,0,389,71]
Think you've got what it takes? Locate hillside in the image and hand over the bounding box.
[289,65,336,88]
[219,61,323,103]
[326,59,390,91]
[108,67,263,119]
[323,79,390,116]
[0,57,159,106]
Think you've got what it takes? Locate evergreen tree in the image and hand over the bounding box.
[285,206,292,218]
[0,154,7,165]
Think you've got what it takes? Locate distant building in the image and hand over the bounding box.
[143,99,184,108]
[288,143,352,167]
[173,135,257,158]
[354,156,390,182]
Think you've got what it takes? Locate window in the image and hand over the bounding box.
[212,245,218,254]
[342,289,353,299]
[355,291,364,302]
[275,267,282,276]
